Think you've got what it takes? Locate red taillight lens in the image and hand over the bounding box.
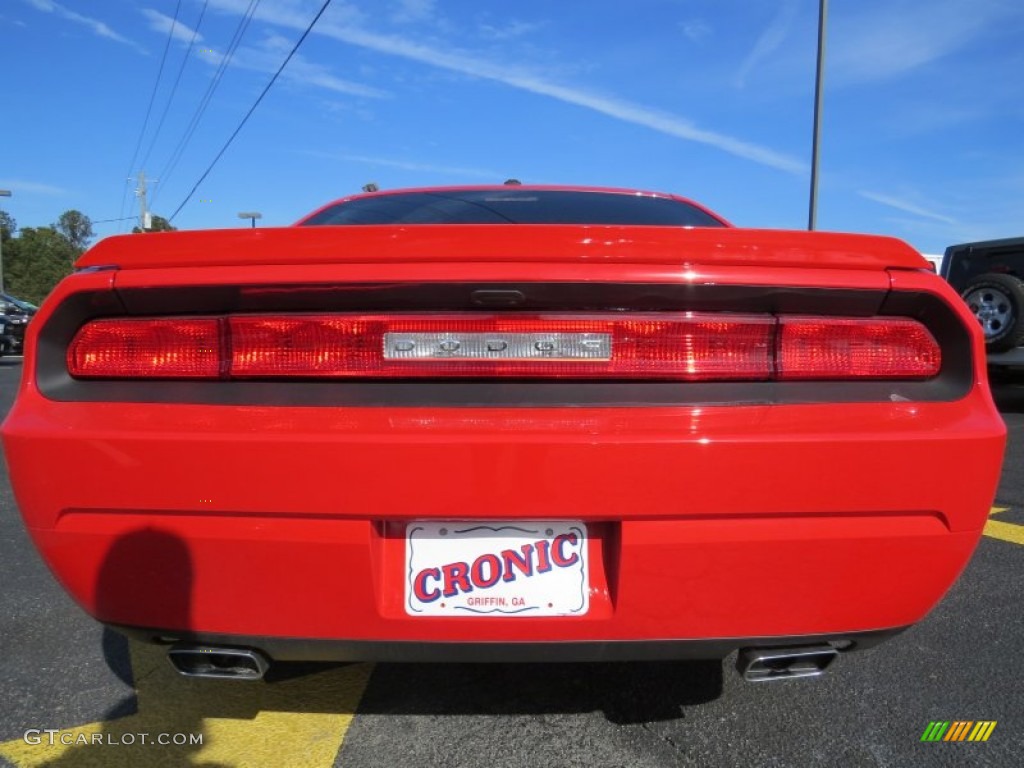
[66,312,941,382]
[229,316,381,377]
[67,318,221,378]
[777,317,941,379]
[229,314,772,379]
[68,313,773,380]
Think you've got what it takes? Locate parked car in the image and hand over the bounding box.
[0,310,29,353]
[2,186,1006,683]
[1,293,38,314]
[941,236,1024,353]
[0,317,14,356]
[0,293,37,353]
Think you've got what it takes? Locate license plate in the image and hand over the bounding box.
[405,521,589,617]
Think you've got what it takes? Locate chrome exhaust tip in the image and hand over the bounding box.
[167,645,270,680]
[736,645,839,682]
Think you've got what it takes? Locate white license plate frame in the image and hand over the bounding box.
[404,521,589,617]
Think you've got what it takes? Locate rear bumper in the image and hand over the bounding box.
[3,392,1005,652]
[112,625,909,663]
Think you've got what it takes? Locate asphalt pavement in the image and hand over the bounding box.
[0,357,1020,768]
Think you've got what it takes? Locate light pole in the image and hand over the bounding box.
[0,189,11,294]
[808,0,828,230]
[238,211,262,229]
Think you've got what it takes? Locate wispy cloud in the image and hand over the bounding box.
[24,0,146,53]
[0,178,68,196]
[305,151,500,179]
[140,8,201,45]
[152,14,388,101]
[680,20,711,43]
[282,59,390,98]
[831,0,1013,84]
[859,190,958,225]
[479,20,544,41]
[204,0,805,175]
[255,34,390,98]
[333,31,807,174]
[880,102,986,138]
[206,35,386,99]
[735,0,799,88]
[391,0,436,25]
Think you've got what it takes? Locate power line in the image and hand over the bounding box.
[153,0,257,204]
[152,0,261,207]
[169,0,334,223]
[115,0,183,232]
[139,0,210,174]
[115,179,134,234]
[91,216,138,225]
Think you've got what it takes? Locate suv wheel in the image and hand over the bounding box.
[961,273,1024,352]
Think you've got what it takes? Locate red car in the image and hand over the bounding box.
[2,186,1006,682]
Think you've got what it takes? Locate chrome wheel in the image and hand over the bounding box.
[963,286,1014,340]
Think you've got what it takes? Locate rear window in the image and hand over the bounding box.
[300,190,726,227]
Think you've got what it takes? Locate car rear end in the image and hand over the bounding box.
[1,222,1005,679]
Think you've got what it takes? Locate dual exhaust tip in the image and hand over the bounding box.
[736,645,840,682]
[167,645,270,681]
[166,643,839,682]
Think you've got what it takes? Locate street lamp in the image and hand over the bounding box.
[808,0,828,230]
[0,189,11,294]
[238,211,262,229]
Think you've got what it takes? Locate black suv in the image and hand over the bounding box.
[941,237,1024,352]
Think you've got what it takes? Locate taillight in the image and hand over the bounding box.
[67,318,221,378]
[69,314,773,380]
[777,317,940,380]
[66,312,941,381]
[230,314,775,379]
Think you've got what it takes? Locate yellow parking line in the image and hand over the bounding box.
[985,519,1024,546]
[984,506,1024,546]
[0,641,372,767]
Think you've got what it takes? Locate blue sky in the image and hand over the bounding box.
[1,0,1022,254]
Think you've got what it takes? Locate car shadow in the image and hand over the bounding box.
[31,529,229,767]
[352,658,724,724]
[88,644,722,724]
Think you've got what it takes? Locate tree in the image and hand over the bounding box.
[54,210,94,253]
[132,214,176,233]
[0,209,15,243]
[3,227,76,305]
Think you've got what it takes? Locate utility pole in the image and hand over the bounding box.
[0,189,11,294]
[132,171,155,231]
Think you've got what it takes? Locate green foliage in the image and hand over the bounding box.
[3,226,76,305]
[54,210,94,253]
[132,214,176,233]
[0,209,15,243]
